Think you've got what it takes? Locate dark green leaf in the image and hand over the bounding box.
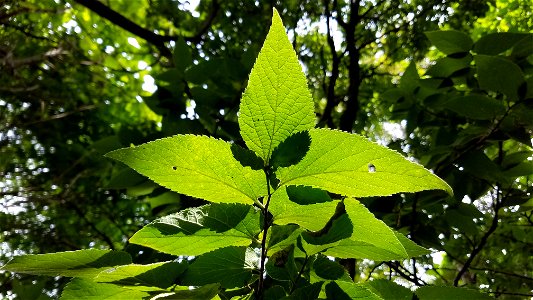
[425,30,473,55]
[415,286,492,300]
[475,54,524,100]
[365,279,413,300]
[443,95,506,120]
[474,32,531,55]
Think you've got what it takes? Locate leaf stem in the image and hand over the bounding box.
[289,254,309,294]
[257,169,273,299]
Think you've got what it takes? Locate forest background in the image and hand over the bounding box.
[0,0,532,298]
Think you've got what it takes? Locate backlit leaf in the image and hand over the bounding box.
[129,203,260,256]
[181,246,257,288]
[95,261,186,289]
[276,128,452,197]
[270,185,339,231]
[415,286,493,300]
[61,278,152,300]
[106,135,266,204]
[239,9,315,163]
[1,249,131,278]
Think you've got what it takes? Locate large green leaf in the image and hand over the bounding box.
[129,203,260,256]
[95,261,186,288]
[270,185,339,231]
[415,286,493,300]
[425,55,472,78]
[238,9,315,163]
[474,32,531,55]
[443,95,506,120]
[276,129,452,197]
[1,249,131,278]
[475,54,524,101]
[106,135,266,204]
[425,30,473,55]
[364,279,413,300]
[61,278,152,300]
[325,281,381,300]
[159,284,220,299]
[395,232,431,257]
[323,200,408,260]
[181,246,256,288]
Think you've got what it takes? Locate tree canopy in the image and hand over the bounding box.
[1,0,532,299]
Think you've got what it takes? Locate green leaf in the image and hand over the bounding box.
[443,95,506,120]
[129,203,260,256]
[301,213,353,256]
[323,200,408,260]
[415,286,493,300]
[364,279,413,300]
[158,284,220,299]
[267,225,304,255]
[147,191,181,210]
[61,278,151,300]
[276,128,452,197]
[181,246,256,288]
[270,185,339,231]
[1,249,131,278]
[395,232,431,257]
[399,62,419,94]
[286,282,324,299]
[425,55,472,78]
[265,245,298,282]
[325,281,381,300]
[474,32,531,55]
[312,255,346,280]
[475,54,524,101]
[238,9,315,163]
[95,261,186,289]
[106,135,266,204]
[425,30,473,55]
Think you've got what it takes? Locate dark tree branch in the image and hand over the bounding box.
[338,0,361,132]
[72,0,172,57]
[453,189,503,286]
[319,0,342,128]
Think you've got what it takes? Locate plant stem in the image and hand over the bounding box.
[289,255,309,294]
[257,170,273,299]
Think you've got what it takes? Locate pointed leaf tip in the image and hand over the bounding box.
[239,6,315,164]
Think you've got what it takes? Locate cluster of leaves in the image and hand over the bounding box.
[383,30,533,294]
[2,10,497,299]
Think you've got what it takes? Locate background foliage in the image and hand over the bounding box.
[1,0,532,298]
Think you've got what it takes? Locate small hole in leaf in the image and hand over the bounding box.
[172,166,177,170]
[368,163,376,173]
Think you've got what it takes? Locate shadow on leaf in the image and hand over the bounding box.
[271,131,311,169]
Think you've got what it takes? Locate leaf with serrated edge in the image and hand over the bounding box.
[1,249,131,278]
[95,261,186,289]
[181,247,256,289]
[239,9,315,163]
[61,278,152,300]
[106,135,266,204]
[323,200,406,260]
[129,203,260,256]
[270,185,339,231]
[276,129,452,197]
